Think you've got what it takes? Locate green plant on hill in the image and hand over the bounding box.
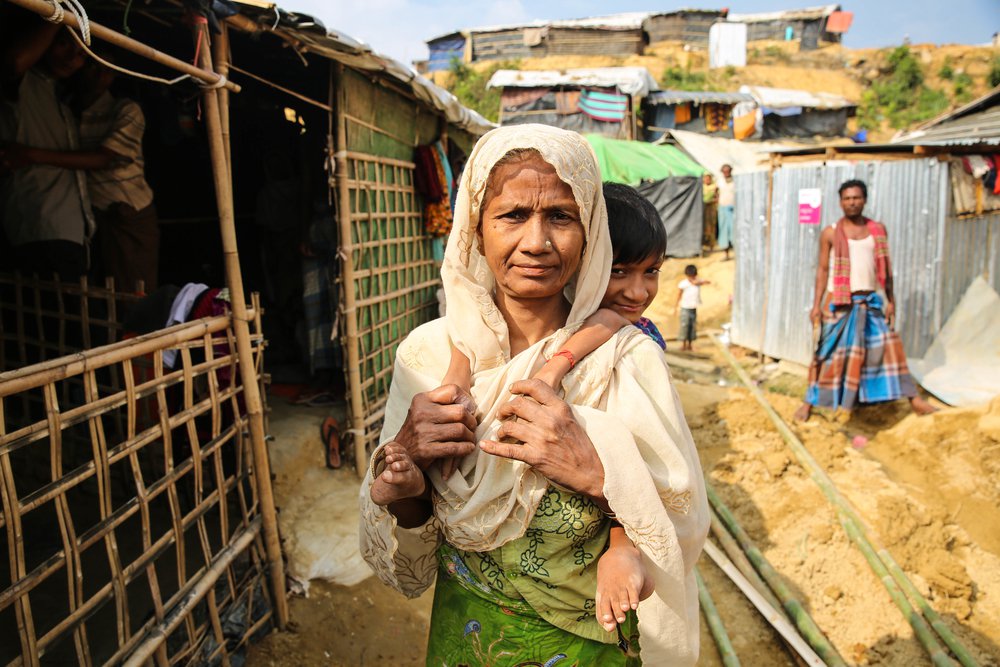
[953,72,974,103]
[660,65,717,91]
[938,57,954,80]
[857,45,949,130]
[446,58,516,123]
[989,56,1000,88]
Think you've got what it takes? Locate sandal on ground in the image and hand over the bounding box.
[320,417,342,469]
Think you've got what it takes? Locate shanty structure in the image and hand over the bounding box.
[424,9,733,72]
[643,90,756,141]
[730,95,1000,366]
[738,85,856,140]
[425,13,649,70]
[630,9,728,46]
[586,135,706,257]
[0,0,490,664]
[726,4,852,48]
[488,67,657,139]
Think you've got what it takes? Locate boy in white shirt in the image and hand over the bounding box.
[676,264,710,351]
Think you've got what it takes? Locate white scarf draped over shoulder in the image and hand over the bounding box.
[359,125,709,665]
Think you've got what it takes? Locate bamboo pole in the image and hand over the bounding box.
[5,0,239,93]
[122,518,261,667]
[192,20,288,628]
[710,335,972,667]
[703,542,826,667]
[331,62,369,478]
[212,23,232,181]
[696,567,741,667]
[707,483,846,666]
[710,510,787,621]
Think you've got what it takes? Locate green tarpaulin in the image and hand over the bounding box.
[585,134,704,185]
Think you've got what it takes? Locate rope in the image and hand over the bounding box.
[64,26,193,86]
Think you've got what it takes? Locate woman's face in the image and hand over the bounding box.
[479,154,585,303]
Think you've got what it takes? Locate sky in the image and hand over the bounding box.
[282,0,999,68]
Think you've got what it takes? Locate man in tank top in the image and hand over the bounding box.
[794,180,936,421]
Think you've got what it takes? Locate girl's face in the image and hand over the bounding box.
[599,254,663,323]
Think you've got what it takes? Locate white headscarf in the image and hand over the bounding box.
[441,123,612,372]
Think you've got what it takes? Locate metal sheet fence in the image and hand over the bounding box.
[731,171,769,352]
[941,213,1000,322]
[733,158,952,365]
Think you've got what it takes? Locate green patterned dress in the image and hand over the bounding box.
[425,485,641,667]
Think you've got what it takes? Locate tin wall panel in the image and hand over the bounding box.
[733,158,950,364]
[730,171,769,351]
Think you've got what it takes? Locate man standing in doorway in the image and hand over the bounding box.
[716,163,734,260]
[794,179,936,421]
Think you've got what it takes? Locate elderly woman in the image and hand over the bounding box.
[359,125,708,665]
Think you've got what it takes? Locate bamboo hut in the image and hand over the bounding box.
[0,0,491,663]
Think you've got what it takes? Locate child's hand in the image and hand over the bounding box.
[595,543,653,632]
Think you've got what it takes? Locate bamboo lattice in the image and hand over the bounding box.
[339,152,441,468]
[0,299,274,666]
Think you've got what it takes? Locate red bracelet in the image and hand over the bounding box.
[552,349,576,369]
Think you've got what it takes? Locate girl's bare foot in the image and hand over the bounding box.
[370,443,426,506]
[910,396,938,416]
[793,402,812,422]
[595,544,653,632]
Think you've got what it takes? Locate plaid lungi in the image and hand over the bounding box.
[805,292,916,411]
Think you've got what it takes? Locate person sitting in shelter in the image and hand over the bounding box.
[0,18,92,279]
[794,179,937,422]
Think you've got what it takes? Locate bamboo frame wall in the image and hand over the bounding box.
[1,1,288,661]
[0,305,274,666]
[332,64,449,476]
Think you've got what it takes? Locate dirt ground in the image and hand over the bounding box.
[248,252,1000,666]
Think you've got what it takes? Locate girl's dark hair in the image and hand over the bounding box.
[603,182,666,265]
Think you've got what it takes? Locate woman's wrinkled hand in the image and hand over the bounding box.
[393,384,478,470]
[479,379,605,500]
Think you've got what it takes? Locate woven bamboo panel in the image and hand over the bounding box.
[339,152,440,464]
[0,304,273,666]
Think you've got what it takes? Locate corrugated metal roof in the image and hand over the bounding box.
[739,85,856,110]
[647,90,754,106]
[487,68,658,97]
[230,2,495,134]
[893,107,1000,147]
[727,4,839,23]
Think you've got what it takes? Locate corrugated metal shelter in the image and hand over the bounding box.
[739,85,856,140]
[643,90,755,141]
[488,67,657,139]
[732,143,1000,367]
[727,4,849,47]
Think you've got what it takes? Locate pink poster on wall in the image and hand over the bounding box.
[798,188,822,225]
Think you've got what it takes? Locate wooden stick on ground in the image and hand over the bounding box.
[696,567,741,667]
[710,334,972,667]
[707,483,847,667]
[703,542,827,667]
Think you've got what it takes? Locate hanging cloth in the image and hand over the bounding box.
[578,90,629,122]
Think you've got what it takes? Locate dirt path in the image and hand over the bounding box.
[249,253,1000,665]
